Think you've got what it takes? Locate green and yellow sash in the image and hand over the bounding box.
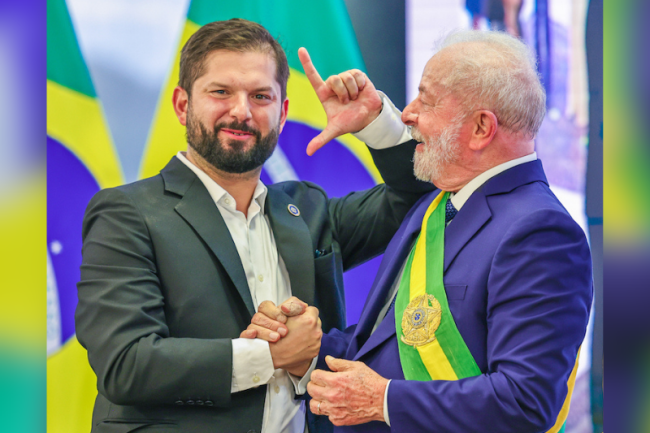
[394,191,579,433]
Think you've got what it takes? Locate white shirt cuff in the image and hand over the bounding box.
[384,379,391,426]
[288,356,318,395]
[231,338,275,393]
[352,92,411,149]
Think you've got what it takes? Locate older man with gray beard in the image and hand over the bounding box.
[245,29,592,433]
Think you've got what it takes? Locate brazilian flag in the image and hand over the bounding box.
[46,1,378,431]
[47,0,123,431]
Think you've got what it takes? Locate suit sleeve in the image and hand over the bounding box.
[329,141,434,270]
[386,209,593,433]
[316,325,358,370]
[75,188,233,407]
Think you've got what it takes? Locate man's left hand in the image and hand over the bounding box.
[307,356,388,426]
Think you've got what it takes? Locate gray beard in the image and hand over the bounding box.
[412,122,462,183]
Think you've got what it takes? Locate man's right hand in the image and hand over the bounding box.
[240,297,321,377]
[299,47,383,156]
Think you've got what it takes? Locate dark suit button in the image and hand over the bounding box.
[186,400,195,405]
[175,400,184,406]
[205,400,214,406]
[196,400,204,405]
[247,430,256,433]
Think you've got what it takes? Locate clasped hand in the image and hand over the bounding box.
[241,297,388,426]
[240,297,321,377]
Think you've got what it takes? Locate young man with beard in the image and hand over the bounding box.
[75,18,431,433]
[246,30,592,433]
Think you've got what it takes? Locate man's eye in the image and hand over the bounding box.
[212,90,226,95]
[254,94,270,100]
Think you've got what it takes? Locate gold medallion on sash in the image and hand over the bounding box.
[400,294,442,347]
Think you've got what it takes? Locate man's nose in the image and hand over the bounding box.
[401,102,418,126]
[229,94,252,123]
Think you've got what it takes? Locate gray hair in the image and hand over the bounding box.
[436,30,546,139]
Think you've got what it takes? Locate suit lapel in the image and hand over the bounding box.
[442,160,548,272]
[265,187,315,307]
[354,310,396,360]
[443,190,492,272]
[162,157,256,317]
[349,191,438,357]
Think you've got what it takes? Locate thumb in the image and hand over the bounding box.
[325,356,352,372]
[281,298,308,316]
[306,127,341,156]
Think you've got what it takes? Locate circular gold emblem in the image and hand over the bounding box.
[400,294,442,347]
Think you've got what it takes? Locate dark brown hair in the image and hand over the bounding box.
[179,18,290,101]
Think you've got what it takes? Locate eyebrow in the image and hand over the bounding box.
[205,82,230,88]
[204,82,276,94]
[252,86,274,93]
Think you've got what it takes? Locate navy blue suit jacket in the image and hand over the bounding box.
[316,160,593,433]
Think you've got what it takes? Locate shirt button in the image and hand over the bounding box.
[252,374,260,383]
[257,274,264,282]
[224,198,231,205]
[274,385,280,394]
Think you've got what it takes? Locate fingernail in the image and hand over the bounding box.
[278,327,287,337]
[270,332,280,340]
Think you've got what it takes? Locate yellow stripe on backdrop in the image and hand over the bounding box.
[140,20,382,184]
[0,179,46,347]
[47,338,97,433]
[139,21,198,179]
[46,81,123,189]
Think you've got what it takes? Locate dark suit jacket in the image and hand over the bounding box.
[318,160,593,433]
[75,142,433,433]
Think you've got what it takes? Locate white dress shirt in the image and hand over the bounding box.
[368,98,538,426]
[178,151,310,433]
[174,92,404,433]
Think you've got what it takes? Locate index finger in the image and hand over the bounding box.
[298,47,325,90]
[310,369,337,387]
[258,300,287,324]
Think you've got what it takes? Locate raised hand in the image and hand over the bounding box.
[298,47,383,155]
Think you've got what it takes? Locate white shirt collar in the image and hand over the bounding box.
[176,151,268,213]
[450,152,537,211]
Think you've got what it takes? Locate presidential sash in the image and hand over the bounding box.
[394,191,578,433]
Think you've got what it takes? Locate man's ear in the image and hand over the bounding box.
[172,86,189,126]
[278,98,289,133]
[469,110,498,151]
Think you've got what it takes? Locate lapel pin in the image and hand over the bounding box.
[287,204,300,216]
